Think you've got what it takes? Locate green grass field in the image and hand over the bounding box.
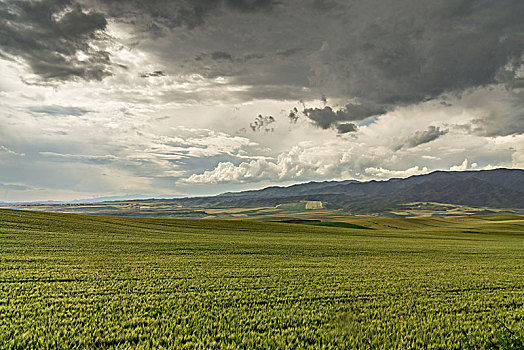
[1,209,523,349]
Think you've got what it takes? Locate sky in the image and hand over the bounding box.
[0,0,523,202]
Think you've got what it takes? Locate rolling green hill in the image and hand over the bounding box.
[1,209,523,348]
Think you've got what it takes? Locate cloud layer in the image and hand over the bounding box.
[0,0,110,81]
[0,0,523,200]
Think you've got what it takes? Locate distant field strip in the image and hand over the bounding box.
[305,201,323,210]
[0,209,523,349]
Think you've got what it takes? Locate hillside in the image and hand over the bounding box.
[1,209,523,348]
[6,168,524,217]
[163,169,523,211]
[158,168,524,213]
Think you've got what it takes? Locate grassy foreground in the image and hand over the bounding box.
[0,209,523,349]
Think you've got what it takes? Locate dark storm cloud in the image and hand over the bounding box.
[469,113,524,137]
[303,103,387,130]
[342,103,388,121]
[250,115,275,132]
[175,0,523,113]
[140,70,165,78]
[225,0,276,12]
[303,107,339,129]
[463,112,524,137]
[309,0,524,112]
[0,0,110,81]
[211,51,233,61]
[276,48,303,58]
[311,0,339,11]
[29,106,90,116]
[395,126,448,151]
[88,0,278,29]
[0,0,279,82]
[3,0,524,118]
[335,123,357,134]
[458,89,524,137]
[244,53,266,60]
[288,107,299,123]
[234,84,317,101]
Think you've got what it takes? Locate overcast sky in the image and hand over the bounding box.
[1,0,523,201]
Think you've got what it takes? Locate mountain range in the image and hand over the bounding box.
[171,169,524,213]
[6,169,523,217]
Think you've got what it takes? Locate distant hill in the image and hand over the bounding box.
[171,168,524,213]
[7,169,523,217]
